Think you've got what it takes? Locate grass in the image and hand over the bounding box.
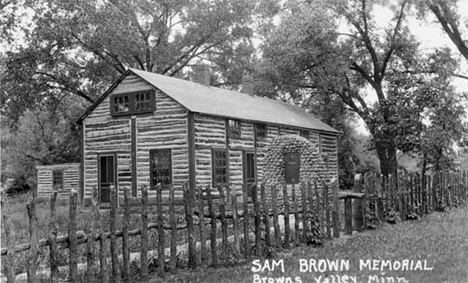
[145,205,468,283]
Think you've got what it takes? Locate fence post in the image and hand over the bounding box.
[156,184,165,274]
[282,183,290,249]
[122,188,131,282]
[140,185,149,280]
[344,197,353,235]
[184,183,197,269]
[25,191,39,283]
[313,179,322,238]
[68,190,78,282]
[300,182,309,243]
[241,184,250,257]
[100,232,110,283]
[109,185,121,282]
[271,185,281,249]
[197,185,208,265]
[206,186,218,266]
[252,184,262,256]
[231,186,241,257]
[169,184,177,270]
[291,183,299,245]
[1,193,16,283]
[353,174,364,232]
[217,185,228,259]
[49,191,59,283]
[86,186,98,282]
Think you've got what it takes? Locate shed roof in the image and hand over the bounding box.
[79,68,339,134]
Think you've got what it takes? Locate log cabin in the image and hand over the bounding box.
[76,66,339,207]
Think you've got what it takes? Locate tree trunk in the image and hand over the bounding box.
[375,142,398,178]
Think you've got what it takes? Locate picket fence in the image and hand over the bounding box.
[1,170,467,283]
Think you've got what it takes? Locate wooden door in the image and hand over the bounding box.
[99,154,116,208]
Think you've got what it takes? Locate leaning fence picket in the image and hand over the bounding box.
[242,184,250,257]
[282,183,290,249]
[122,188,131,282]
[197,186,208,265]
[109,186,120,282]
[140,185,149,280]
[2,195,16,283]
[252,184,262,256]
[231,187,241,257]
[156,184,165,274]
[169,184,177,270]
[85,187,98,282]
[271,185,281,249]
[260,184,271,249]
[217,185,228,258]
[291,184,299,245]
[206,186,218,266]
[100,232,110,283]
[300,182,308,243]
[49,191,59,283]
[68,190,78,282]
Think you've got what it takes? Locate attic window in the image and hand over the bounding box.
[255,123,267,140]
[111,90,155,116]
[227,119,241,138]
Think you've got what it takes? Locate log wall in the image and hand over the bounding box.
[82,74,188,202]
[193,116,339,194]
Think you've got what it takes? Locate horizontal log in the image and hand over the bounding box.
[339,190,364,199]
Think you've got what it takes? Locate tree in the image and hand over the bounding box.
[1,96,84,187]
[425,0,468,64]
[258,0,464,176]
[0,0,258,123]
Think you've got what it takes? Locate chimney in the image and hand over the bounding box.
[241,74,255,96]
[195,64,211,86]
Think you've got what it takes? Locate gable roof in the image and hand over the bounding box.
[78,68,339,134]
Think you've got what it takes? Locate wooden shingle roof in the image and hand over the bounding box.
[78,68,339,134]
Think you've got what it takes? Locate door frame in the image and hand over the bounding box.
[97,153,117,208]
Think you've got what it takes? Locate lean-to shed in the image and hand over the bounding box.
[36,163,80,198]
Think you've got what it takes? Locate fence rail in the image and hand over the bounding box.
[1,170,467,282]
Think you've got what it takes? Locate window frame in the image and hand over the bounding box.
[52,170,64,191]
[149,148,173,188]
[212,148,229,187]
[227,119,241,138]
[110,89,156,117]
[243,151,256,184]
[299,129,310,139]
[255,123,267,140]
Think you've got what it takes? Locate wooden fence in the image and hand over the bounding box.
[1,170,467,282]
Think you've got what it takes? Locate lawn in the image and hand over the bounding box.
[145,205,468,283]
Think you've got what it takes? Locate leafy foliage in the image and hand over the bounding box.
[1,0,259,123]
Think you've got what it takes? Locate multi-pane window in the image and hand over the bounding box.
[113,95,130,114]
[284,152,300,184]
[111,90,155,116]
[299,129,310,139]
[150,149,172,186]
[212,149,228,186]
[52,170,63,191]
[135,92,153,112]
[227,119,241,138]
[255,123,267,140]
